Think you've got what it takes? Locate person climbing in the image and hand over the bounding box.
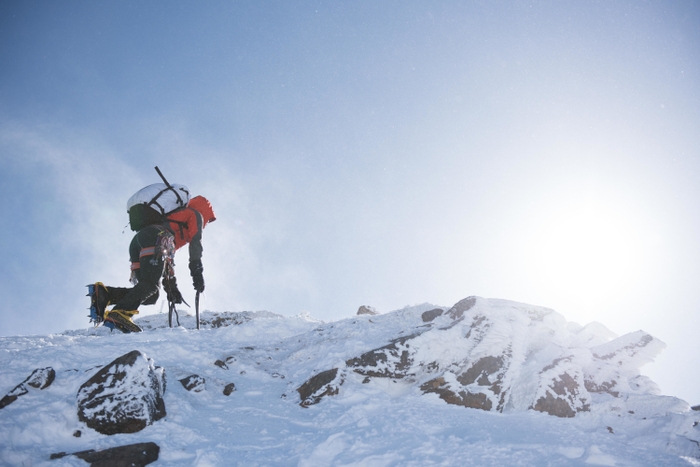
[87,168,216,333]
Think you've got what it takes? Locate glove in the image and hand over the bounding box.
[162,275,185,304]
[189,260,205,293]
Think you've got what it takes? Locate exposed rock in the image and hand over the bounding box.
[77,350,166,435]
[446,296,477,320]
[460,355,508,408]
[215,359,228,370]
[0,367,55,409]
[25,367,56,389]
[421,308,444,322]
[585,379,620,398]
[421,377,494,410]
[180,375,206,392]
[207,314,250,328]
[457,355,506,388]
[194,311,255,329]
[297,368,344,407]
[51,442,159,466]
[223,383,236,396]
[421,354,509,411]
[357,305,379,316]
[532,372,590,418]
[345,334,420,378]
[533,390,576,418]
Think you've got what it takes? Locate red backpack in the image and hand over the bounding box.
[165,196,216,250]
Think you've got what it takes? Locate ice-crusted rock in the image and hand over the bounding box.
[77,350,166,435]
[346,333,421,379]
[180,374,206,392]
[0,367,55,409]
[305,296,668,419]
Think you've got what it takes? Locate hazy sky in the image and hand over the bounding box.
[1,1,699,403]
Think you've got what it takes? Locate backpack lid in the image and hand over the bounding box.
[127,183,191,216]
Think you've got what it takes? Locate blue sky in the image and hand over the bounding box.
[1,1,699,403]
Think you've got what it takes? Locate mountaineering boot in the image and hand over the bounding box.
[104,309,142,333]
[87,282,110,324]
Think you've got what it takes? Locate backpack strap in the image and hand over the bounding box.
[164,206,198,243]
[170,216,188,242]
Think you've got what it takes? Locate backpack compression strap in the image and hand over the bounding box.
[150,166,189,214]
[148,186,182,215]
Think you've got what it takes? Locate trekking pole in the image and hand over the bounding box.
[195,291,201,330]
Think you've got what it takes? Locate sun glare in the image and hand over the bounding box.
[526,199,647,302]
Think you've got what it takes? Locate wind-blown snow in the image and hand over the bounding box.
[0,298,698,466]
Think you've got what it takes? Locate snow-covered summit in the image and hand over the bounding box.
[295,296,669,419]
[1,296,699,466]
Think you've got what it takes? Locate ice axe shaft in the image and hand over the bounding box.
[195,291,201,330]
[154,166,172,187]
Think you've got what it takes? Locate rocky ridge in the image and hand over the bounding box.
[295,296,666,419]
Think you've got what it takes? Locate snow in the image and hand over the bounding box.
[0,297,698,466]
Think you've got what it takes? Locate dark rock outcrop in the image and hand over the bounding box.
[51,442,159,466]
[532,371,589,418]
[77,350,166,435]
[421,308,444,322]
[421,377,494,410]
[346,334,421,379]
[0,367,55,409]
[357,305,379,316]
[223,383,236,396]
[446,296,477,320]
[297,368,344,407]
[584,379,620,398]
[180,375,206,392]
[421,354,509,411]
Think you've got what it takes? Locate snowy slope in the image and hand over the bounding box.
[1,297,699,466]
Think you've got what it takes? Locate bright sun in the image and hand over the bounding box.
[523,196,652,305]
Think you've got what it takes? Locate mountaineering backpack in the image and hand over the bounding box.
[127,182,191,231]
[164,195,217,250]
[126,171,216,248]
